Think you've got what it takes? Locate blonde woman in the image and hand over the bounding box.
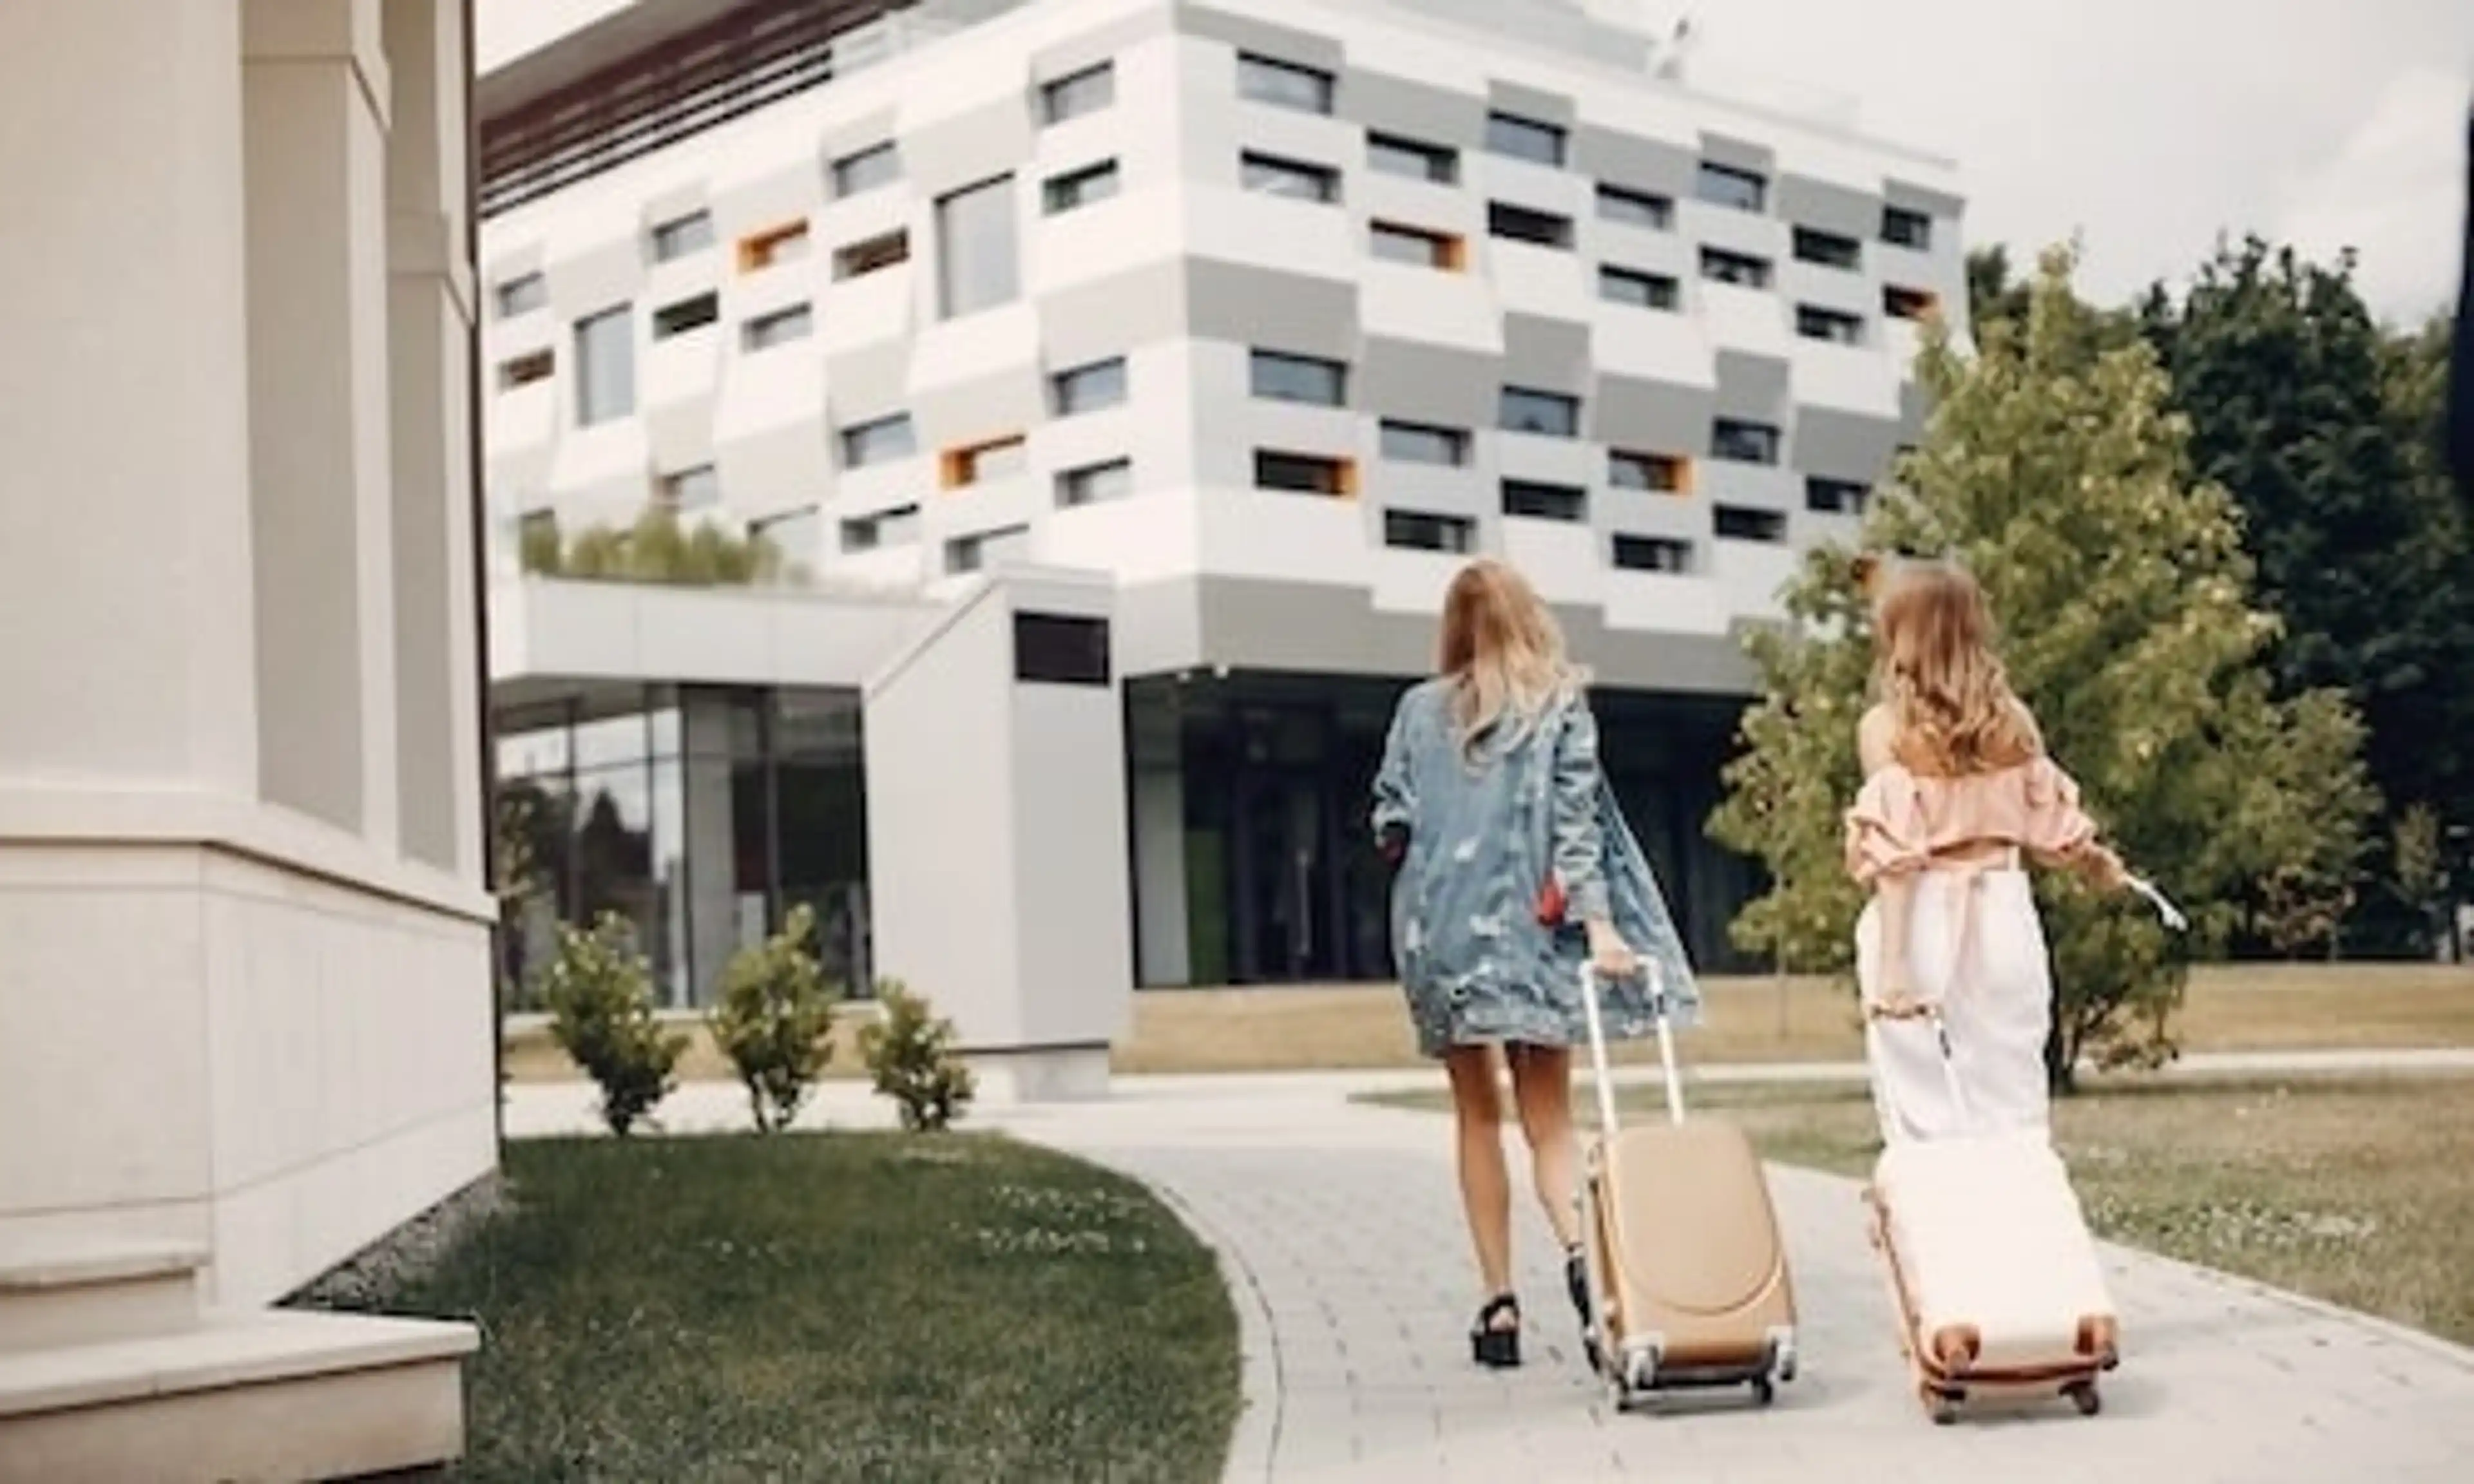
[1845,558,2134,1141]
[1372,559,1698,1371]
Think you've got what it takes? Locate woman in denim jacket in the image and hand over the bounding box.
[1373,559,1699,1370]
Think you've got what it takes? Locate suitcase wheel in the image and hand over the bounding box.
[1923,1384,1961,1426]
[2066,1380,2102,1418]
[1750,1376,1776,1407]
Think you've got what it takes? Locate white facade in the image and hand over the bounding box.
[478,0,1966,688]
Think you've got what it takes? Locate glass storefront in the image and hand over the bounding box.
[495,684,869,1007]
[1129,672,1760,987]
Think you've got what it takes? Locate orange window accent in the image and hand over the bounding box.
[941,433,1028,490]
[739,220,810,273]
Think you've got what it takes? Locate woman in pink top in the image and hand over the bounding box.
[1843,558,2131,1139]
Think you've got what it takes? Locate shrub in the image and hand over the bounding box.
[861,982,976,1132]
[538,913,686,1136]
[707,906,839,1134]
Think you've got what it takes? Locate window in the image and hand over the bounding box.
[1369,222,1462,270]
[1796,305,1864,345]
[832,142,900,197]
[1613,534,1693,573]
[1883,205,1933,249]
[751,506,818,558]
[497,348,553,390]
[1600,266,1680,310]
[573,305,634,426]
[1042,62,1114,125]
[834,229,909,280]
[1379,421,1470,466]
[1700,247,1773,289]
[841,503,920,552]
[518,508,558,552]
[1716,505,1788,543]
[1696,160,1768,213]
[1503,480,1586,522]
[1368,133,1457,184]
[1793,227,1861,271]
[651,292,718,340]
[1485,111,1567,167]
[1044,160,1120,214]
[738,220,809,272]
[1884,285,1939,321]
[1597,184,1673,230]
[1609,450,1688,493]
[1242,152,1340,204]
[1057,458,1133,508]
[941,434,1027,489]
[1385,511,1474,553]
[1711,417,1781,465]
[1014,613,1111,685]
[1237,53,1334,114]
[494,272,546,319]
[1053,357,1129,415]
[1250,350,1345,406]
[1254,450,1353,496]
[1488,202,1574,249]
[659,464,720,511]
[742,305,812,352]
[946,524,1030,575]
[937,176,1018,318]
[650,209,713,262]
[841,414,916,468]
[1500,386,1579,438]
[1806,477,1870,515]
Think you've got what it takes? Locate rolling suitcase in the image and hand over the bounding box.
[1865,1005,2120,1423]
[1576,960,1798,1410]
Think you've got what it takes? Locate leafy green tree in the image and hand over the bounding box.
[2142,241,2474,953]
[1711,246,2373,1090]
[861,982,976,1132]
[538,913,687,1136]
[707,906,840,1134]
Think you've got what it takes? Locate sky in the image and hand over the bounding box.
[1673,0,2473,324]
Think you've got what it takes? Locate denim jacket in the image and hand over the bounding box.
[1371,679,1699,1056]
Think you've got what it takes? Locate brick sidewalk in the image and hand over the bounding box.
[505,1077,2474,1482]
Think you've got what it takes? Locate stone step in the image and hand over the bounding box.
[0,1235,206,1353]
[0,1308,477,1483]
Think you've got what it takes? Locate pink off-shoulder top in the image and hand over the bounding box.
[1844,757,2116,884]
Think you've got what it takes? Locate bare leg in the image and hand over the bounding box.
[1443,1045,1515,1316]
[1506,1043,1581,1248]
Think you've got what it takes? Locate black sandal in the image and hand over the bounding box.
[1470,1293,1522,1369]
[1567,1246,1604,1371]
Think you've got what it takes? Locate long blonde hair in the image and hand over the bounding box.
[1437,560,1582,757]
[1863,558,2042,775]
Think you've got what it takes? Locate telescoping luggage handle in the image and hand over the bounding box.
[1579,958,1682,1143]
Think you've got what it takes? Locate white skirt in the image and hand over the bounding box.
[1855,869,2054,1143]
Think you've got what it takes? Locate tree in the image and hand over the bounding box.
[1711,246,2374,1090]
[2143,240,2474,952]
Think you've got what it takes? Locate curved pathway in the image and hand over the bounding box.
[506,1070,2474,1482]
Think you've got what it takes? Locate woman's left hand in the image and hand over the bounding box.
[1584,920,1638,980]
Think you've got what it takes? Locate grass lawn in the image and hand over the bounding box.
[1365,1072,2474,1348]
[343,1134,1239,1483]
[502,962,2474,1083]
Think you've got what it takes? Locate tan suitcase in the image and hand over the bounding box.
[1577,962,1798,1409]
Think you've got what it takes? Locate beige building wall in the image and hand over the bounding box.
[0,0,497,1307]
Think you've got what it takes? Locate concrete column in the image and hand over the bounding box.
[0,0,259,798]
[680,692,743,1005]
[241,0,401,848]
[1132,765,1192,987]
[382,0,484,880]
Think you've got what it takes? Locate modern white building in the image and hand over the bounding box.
[476,0,1966,1058]
[1,1,492,1477]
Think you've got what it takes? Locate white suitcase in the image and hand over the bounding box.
[1865,1010,2119,1422]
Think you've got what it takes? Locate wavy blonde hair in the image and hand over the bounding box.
[1864,558,2042,775]
[1437,559,1584,757]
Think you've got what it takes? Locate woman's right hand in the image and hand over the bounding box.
[1585,919,1638,979]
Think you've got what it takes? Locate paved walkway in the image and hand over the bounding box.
[504,1069,2474,1482]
